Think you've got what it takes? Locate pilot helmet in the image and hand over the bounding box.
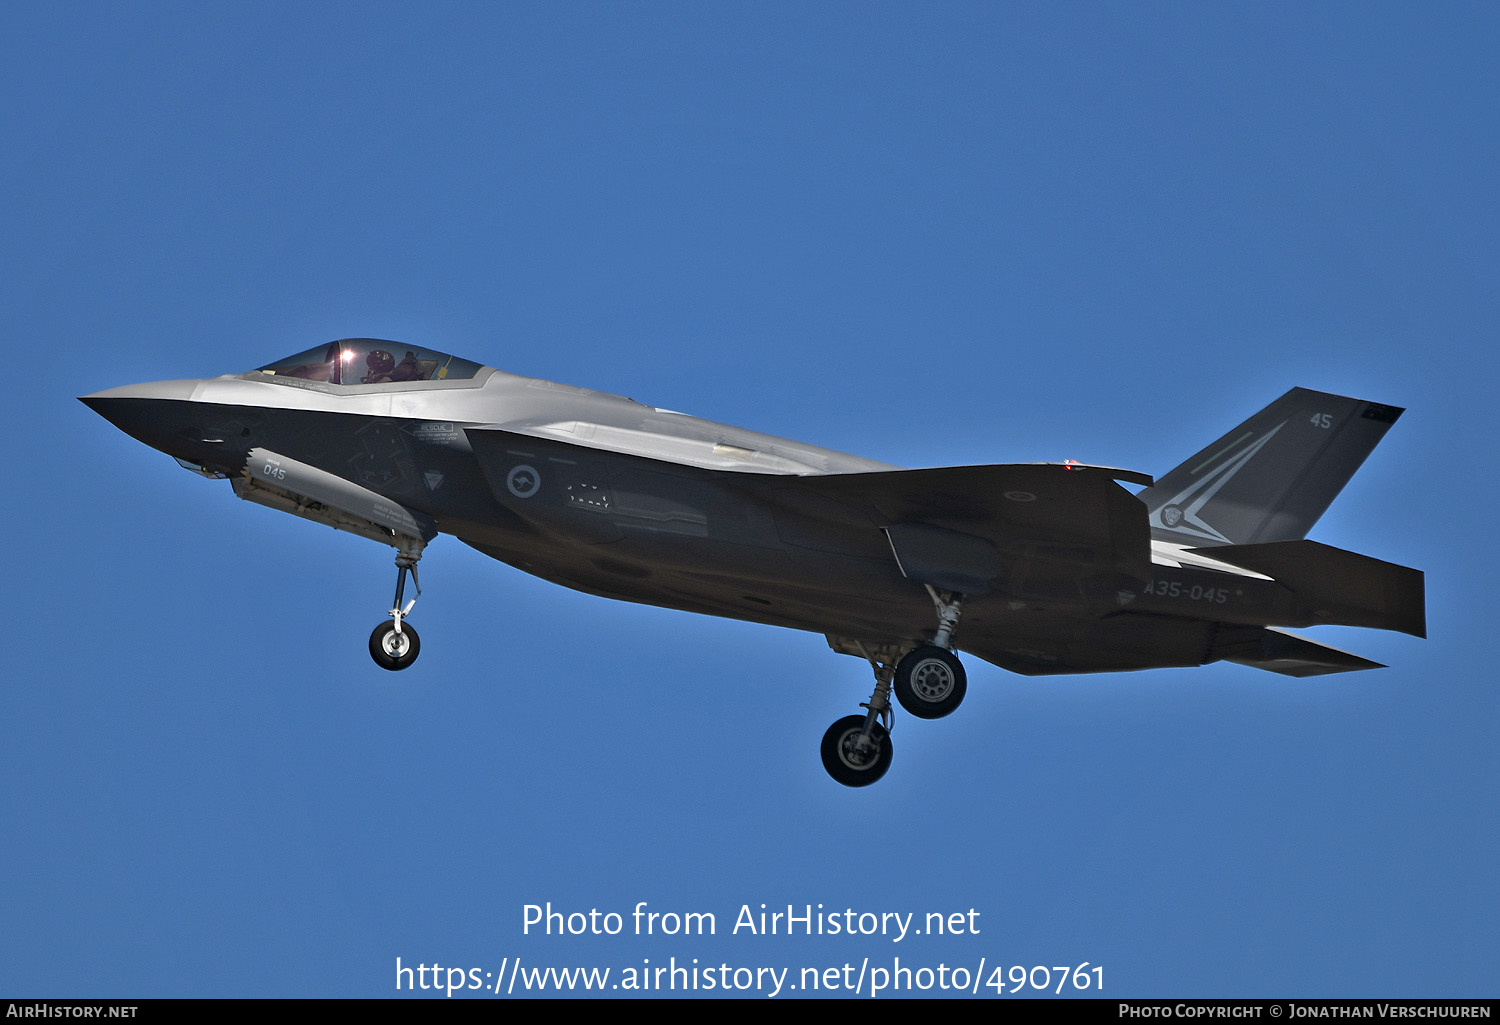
[365,349,395,376]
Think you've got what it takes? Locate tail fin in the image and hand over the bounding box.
[1138,388,1402,547]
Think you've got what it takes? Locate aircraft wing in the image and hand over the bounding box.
[467,417,1152,596]
[726,463,1155,594]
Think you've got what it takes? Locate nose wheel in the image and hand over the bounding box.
[370,620,421,670]
[369,546,423,671]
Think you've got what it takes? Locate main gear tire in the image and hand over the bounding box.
[820,715,893,787]
[893,645,966,719]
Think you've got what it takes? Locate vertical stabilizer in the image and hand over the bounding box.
[1138,388,1402,547]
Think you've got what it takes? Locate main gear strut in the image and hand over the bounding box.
[820,641,902,787]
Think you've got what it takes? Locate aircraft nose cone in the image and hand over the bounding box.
[80,378,201,406]
[79,379,221,464]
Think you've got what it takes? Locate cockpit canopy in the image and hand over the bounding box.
[255,339,485,386]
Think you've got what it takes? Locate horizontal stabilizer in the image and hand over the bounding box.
[1218,628,1386,677]
[1198,540,1425,638]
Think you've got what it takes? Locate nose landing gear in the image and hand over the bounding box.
[369,543,423,671]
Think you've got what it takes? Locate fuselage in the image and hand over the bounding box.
[85,341,1398,677]
[79,342,1423,786]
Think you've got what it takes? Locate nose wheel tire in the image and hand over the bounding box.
[820,715,893,787]
[369,621,420,671]
[893,645,966,719]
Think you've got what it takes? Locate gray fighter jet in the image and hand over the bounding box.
[82,339,1424,785]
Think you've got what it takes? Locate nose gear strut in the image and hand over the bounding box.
[369,538,425,671]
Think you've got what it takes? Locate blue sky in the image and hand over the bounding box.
[4,1,1495,998]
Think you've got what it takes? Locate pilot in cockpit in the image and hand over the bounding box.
[362,349,396,384]
[390,350,426,382]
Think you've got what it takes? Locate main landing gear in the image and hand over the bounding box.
[369,544,423,671]
[820,653,897,787]
[820,588,969,786]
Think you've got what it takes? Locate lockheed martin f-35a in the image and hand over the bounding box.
[82,340,1425,785]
